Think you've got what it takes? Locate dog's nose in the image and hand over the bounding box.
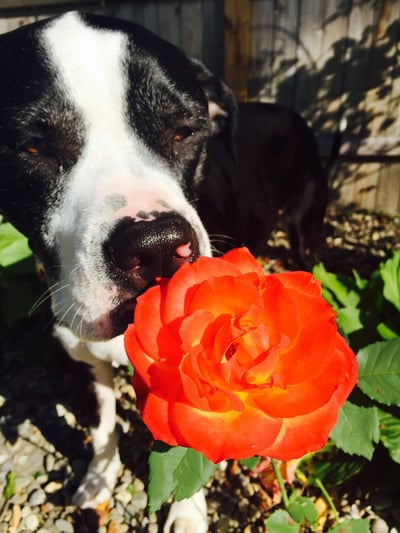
[104,213,200,285]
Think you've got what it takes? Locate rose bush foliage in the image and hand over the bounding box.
[124,248,357,463]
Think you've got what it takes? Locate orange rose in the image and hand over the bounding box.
[124,248,357,463]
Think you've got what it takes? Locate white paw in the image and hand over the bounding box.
[163,490,208,533]
[72,453,121,508]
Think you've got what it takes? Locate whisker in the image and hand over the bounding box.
[29,282,71,315]
[70,304,84,335]
[56,301,78,328]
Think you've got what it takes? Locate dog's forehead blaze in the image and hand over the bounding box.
[42,12,129,140]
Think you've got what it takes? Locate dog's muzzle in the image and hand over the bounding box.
[104,213,200,334]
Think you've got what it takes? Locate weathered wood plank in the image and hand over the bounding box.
[0,0,96,7]
[249,0,274,101]
[376,163,400,214]
[272,0,301,107]
[224,0,252,100]
[180,1,203,59]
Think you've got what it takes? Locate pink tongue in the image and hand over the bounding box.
[175,242,192,258]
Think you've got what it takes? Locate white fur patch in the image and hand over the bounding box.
[40,12,211,338]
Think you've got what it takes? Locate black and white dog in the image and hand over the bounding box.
[0,11,327,532]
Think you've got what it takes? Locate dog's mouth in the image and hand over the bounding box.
[110,296,138,337]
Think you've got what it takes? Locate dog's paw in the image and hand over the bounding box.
[163,490,208,533]
[72,453,121,509]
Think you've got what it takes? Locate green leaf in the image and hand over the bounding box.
[328,518,370,533]
[265,509,299,533]
[330,402,379,460]
[288,496,318,527]
[380,251,400,311]
[377,321,399,340]
[357,338,400,405]
[337,307,363,335]
[173,448,217,501]
[148,443,217,513]
[352,269,368,291]
[239,456,261,470]
[313,263,360,309]
[3,471,16,500]
[377,408,400,463]
[0,223,32,267]
[302,442,365,487]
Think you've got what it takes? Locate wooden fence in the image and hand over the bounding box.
[1,0,399,214]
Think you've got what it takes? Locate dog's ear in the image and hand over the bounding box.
[190,58,238,139]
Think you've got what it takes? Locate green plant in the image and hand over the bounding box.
[0,221,41,328]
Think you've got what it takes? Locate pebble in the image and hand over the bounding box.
[371,518,389,533]
[115,489,132,505]
[28,489,47,507]
[129,491,148,513]
[44,455,55,472]
[132,478,145,492]
[10,504,21,528]
[25,514,40,531]
[44,481,63,494]
[54,519,73,533]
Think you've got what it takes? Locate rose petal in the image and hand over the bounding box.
[260,392,342,460]
[161,256,243,323]
[223,247,265,277]
[168,401,283,463]
[250,339,354,417]
[187,275,262,317]
[132,284,182,362]
[262,275,338,383]
[179,309,216,353]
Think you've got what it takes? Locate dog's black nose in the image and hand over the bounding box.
[104,213,200,286]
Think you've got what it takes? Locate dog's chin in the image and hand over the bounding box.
[109,298,137,338]
[56,298,137,342]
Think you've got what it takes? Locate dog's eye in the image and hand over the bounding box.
[24,145,40,154]
[18,138,51,156]
[173,127,194,143]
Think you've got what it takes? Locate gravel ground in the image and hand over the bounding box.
[0,209,399,533]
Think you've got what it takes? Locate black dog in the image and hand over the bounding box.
[200,101,328,266]
[0,12,327,532]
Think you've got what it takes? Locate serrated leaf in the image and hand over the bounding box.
[148,443,216,513]
[148,443,182,513]
[328,518,370,533]
[330,402,379,460]
[357,338,400,405]
[265,509,299,533]
[0,223,32,267]
[173,447,216,501]
[303,446,365,487]
[380,252,400,311]
[377,408,400,463]
[288,496,317,526]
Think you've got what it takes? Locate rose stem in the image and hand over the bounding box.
[315,477,339,519]
[271,458,290,509]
